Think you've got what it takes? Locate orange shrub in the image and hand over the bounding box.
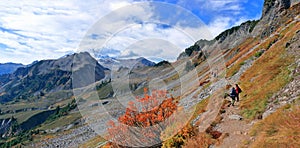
[183,132,214,148]
[106,88,178,147]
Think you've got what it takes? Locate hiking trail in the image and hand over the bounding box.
[214,101,253,148]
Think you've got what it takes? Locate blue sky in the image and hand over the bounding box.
[0,0,264,64]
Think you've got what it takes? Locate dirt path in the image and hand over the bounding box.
[215,101,252,148]
[191,77,254,147]
[194,88,253,148]
[214,17,300,148]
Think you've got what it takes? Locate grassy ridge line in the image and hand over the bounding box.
[239,22,299,119]
[226,34,280,77]
[226,18,298,78]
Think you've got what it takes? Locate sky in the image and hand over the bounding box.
[0,0,264,64]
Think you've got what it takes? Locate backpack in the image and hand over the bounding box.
[230,88,237,97]
[237,86,242,93]
[235,86,242,94]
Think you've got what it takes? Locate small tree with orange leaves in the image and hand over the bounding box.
[106,88,178,147]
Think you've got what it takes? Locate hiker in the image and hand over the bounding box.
[235,84,242,102]
[229,87,237,107]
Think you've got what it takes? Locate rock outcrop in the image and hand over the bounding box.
[253,0,300,38]
[0,117,17,138]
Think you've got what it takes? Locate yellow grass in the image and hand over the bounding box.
[191,97,209,123]
[226,34,280,77]
[249,98,300,147]
[38,112,82,130]
[239,22,299,119]
[183,132,214,148]
[225,18,298,78]
[225,37,259,67]
[0,110,44,124]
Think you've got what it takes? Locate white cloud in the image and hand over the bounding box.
[0,0,261,64]
[208,0,244,11]
[206,17,232,38]
[91,22,204,61]
[119,50,139,58]
[0,0,137,64]
[176,0,260,38]
[54,47,77,53]
[206,15,260,38]
[109,1,131,10]
[177,0,247,13]
[78,2,213,62]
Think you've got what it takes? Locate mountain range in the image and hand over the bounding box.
[0,0,299,147]
[0,52,107,103]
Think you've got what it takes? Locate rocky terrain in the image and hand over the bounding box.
[0,0,299,147]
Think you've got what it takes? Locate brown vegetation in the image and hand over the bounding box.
[249,99,300,147]
[239,22,299,119]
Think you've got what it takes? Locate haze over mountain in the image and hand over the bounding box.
[0,63,24,75]
[98,55,156,69]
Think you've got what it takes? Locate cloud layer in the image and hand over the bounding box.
[0,0,263,64]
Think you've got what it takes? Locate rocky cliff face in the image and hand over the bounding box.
[214,20,259,50]
[262,0,291,17]
[253,0,300,38]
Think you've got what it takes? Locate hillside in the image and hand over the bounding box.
[176,0,300,147]
[0,52,107,103]
[0,0,299,147]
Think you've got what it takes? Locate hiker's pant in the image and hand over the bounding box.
[230,96,236,105]
[236,93,240,102]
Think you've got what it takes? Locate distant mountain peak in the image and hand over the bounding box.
[136,57,156,67]
[0,52,106,103]
[0,63,24,75]
[98,56,155,69]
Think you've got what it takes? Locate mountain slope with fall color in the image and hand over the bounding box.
[0,0,299,147]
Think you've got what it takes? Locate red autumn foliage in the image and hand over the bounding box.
[106,88,178,147]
